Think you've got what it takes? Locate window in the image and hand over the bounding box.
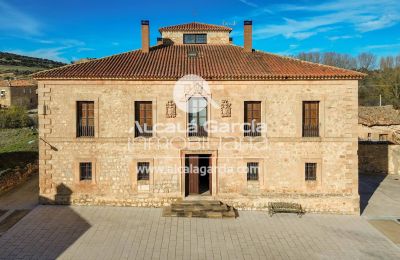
[0,90,5,98]
[79,162,92,181]
[379,134,388,142]
[367,133,372,141]
[305,163,317,181]
[77,101,95,137]
[247,162,259,181]
[135,101,153,137]
[302,101,319,137]
[183,34,207,44]
[244,101,261,136]
[137,162,150,180]
[188,97,207,137]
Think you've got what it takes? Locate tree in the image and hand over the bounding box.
[357,52,376,71]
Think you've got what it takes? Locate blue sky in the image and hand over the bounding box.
[1,0,399,63]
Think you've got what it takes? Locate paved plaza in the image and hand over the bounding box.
[0,174,399,259]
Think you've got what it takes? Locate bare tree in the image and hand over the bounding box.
[357,52,376,70]
[380,56,395,70]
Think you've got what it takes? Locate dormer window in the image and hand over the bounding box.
[183,34,207,44]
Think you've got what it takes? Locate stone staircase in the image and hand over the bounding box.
[162,200,237,218]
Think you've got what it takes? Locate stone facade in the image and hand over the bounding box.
[359,143,400,175]
[38,79,360,214]
[0,81,38,109]
[161,31,230,45]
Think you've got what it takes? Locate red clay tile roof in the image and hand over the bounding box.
[33,45,366,80]
[0,79,37,87]
[159,22,232,32]
[359,106,400,126]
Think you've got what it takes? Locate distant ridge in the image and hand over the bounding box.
[0,52,66,79]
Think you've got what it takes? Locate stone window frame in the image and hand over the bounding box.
[301,158,322,189]
[243,158,265,185]
[72,97,99,139]
[74,158,97,185]
[130,98,157,139]
[296,95,325,140]
[240,100,267,140]
[185,94,212,139]
[130,158,154,193]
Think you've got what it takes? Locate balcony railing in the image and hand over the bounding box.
[302,125,319,137]
[77,124,94,137]
[135,125,153,138]
[244,124,261,137]
[188,125,207,137]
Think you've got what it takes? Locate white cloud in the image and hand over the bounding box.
[363,43,400,50]
[328,35,361,41]
[250,0,400,40]
[0,1,41,35]
[6,39,89,62]
[238,0,258,8]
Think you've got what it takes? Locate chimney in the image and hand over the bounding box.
[157,37,163,46]
[244,20,252,52]
[141,20,150,53]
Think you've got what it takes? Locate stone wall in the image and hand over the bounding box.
[161,31,230,45]
[0,86,38,109]
[37,79,360,214]
[0,162,38,194]
[359,142,400,175]
[358,124,400,143]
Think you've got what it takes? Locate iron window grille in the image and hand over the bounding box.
[137,162,150,181]
[302,101,319,137]
[79,162,92,181]
[379,134,388,142]
[77,101,95,137]
[247,162,259,181]
[305,163,317,181]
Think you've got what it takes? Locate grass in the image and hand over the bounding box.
[0,64,46,72]
[0,128,38,171]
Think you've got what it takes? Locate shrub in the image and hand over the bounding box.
[0,106,33,128]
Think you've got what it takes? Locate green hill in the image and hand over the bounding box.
[0,52,66,79]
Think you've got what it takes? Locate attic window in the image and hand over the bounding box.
[183,34,207,44]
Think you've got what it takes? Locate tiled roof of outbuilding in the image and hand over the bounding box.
[33,44,366,80]
[359,105,400,126]
[0,79,37,87]
[159,22,232,32]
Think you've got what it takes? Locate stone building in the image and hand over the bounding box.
[358,105,400,175]
[0,79,38,109]
[33,21,365,214]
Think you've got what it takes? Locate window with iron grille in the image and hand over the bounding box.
[305,163,317,181]
[135,101,153,137]
[137,162,150,181]
[188,97,208,137]
[183,34,207,44]
[77,101,95,137]
[247,162,259,181]
[302,101,319,137]
[379,134,388,142]
[244,101,261,137]
[79,162,92,181]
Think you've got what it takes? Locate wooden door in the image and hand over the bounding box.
[188,156,199,194]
